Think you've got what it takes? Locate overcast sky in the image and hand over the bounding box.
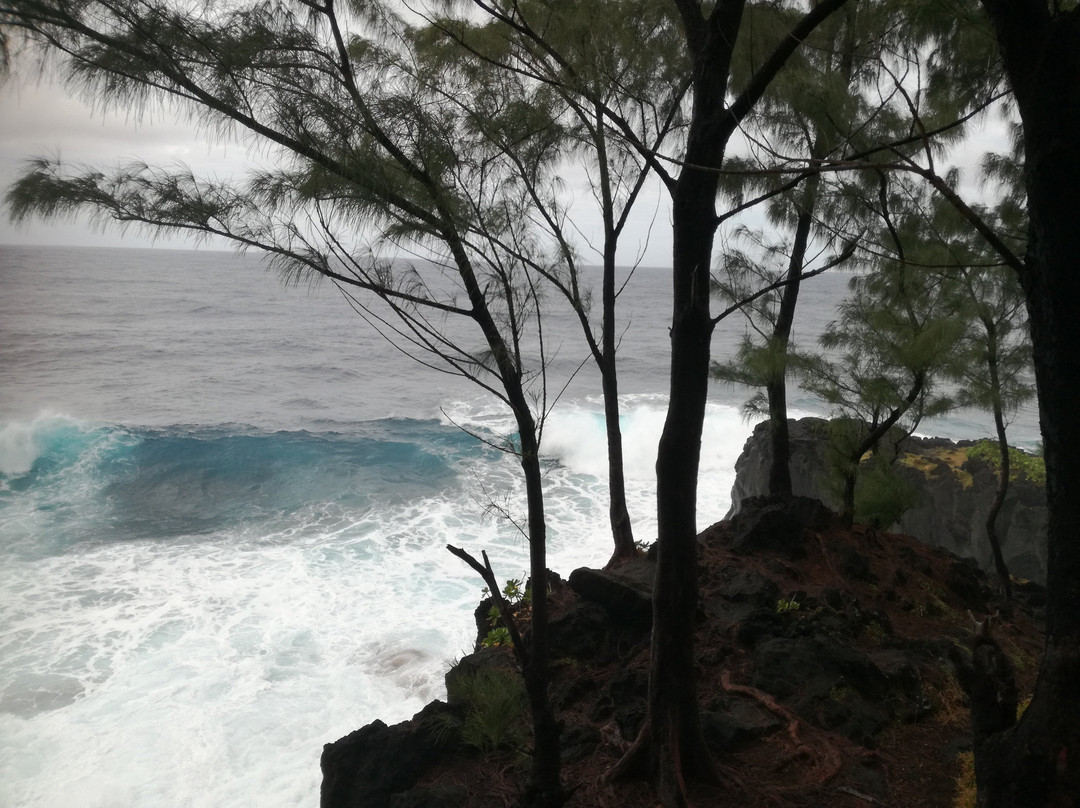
[0,73,677,265]
[0,72,252,250]
[1,60,1009,268]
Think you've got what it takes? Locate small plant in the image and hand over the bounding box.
[482,576,531,605]
[829,684,855,703]
[915,582,950,617]
[776,596,802,614]
[481,626,513,648]
[863,619,888,644]
[481,576,531,648]
[441,666,530,754]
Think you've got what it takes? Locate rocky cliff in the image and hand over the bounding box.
[726,417,1048,584]
[321,495,1046,808]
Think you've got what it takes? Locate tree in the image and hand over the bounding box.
[711,0,1001,503]
[954,1,1080,803]
[711,1,872,498]
[414,1,690,567]
[954,263,1033,600]
[923,150,1033,600]
[407,5,852,800]
[604,1,853,803]
[797,256,964,525]
[1,2,571,803]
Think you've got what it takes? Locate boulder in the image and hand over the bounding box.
[567,559,653,629]
[752,635,894,746]
[727,494,836,560]
[728,417,1048,583]
[702,695,784,752]
[321,701,460,808]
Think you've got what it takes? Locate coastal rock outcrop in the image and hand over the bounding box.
[321,492,1046,807]
[726,417,1048,583]
[320,700,463,808]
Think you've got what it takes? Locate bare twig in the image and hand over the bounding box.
[446,544,528,664]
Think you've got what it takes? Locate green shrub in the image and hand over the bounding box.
[443,666,529,754]
[968,440,1045,486]
[854,455,920,528]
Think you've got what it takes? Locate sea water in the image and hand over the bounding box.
[0,245,1039,807]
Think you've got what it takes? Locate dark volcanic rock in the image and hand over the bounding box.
[389,784,468,808]
[728,495,836,559]
[549,600,622,661]
[733,608,785,648]
[321,700,460,808]
[567,560,653,629]
[869,649,933,723]
[715,566,781,605]
[590,666,647,740]
[728,417,1048,583]
[752,635,894,746]
[321,488,1044,806]
[839,544,878,583]
[444,647,516,705]
[946,559,993,611]
[561,722,602,764]
[702,695,784,752]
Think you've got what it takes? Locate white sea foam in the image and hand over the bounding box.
[0,421,41,476]
[540,394,750,540]
[0,497,484,807]
[0,397,759,807]
[0,413,86,476]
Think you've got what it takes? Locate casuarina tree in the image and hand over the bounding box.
[1,2,578,803]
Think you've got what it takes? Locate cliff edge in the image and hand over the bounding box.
[726,417,1048,584]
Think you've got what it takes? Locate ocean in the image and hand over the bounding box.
[0,245,1039,807]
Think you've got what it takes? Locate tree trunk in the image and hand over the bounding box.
[984,325,1014,600]
[517,422,564,808]
[589,101,637,568]
[610,4,744,796]
[610,2,851,801]
[765,378,793,496]
[447,233,564,806]
[766,202,815,497]
[601,361,636,567]
[602,220,636,567]
[970,3,1080,803]
[618,169,723,806]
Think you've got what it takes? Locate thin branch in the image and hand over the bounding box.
[446,544,528,663]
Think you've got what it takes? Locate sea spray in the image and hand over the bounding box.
[0,398,755,807]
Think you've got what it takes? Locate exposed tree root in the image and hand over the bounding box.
[607,715,723,808]
[720,668,844,789]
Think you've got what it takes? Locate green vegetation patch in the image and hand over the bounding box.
[441,666,530,754]
[967,440,1045,486]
